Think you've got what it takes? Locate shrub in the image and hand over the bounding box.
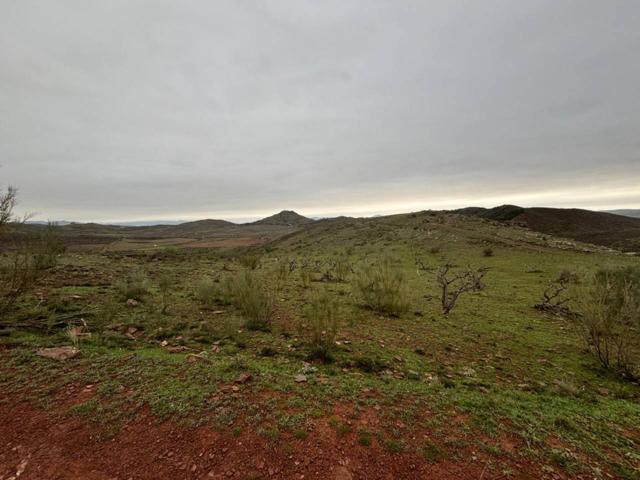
[534,270,578,316]
[225,270,275,331]
[0,223,64,315]
[238,253,261,270]
[0,247,40,315]
[429,246,441,255]
[305,290,339,362]
[576,267,639,379]
[299,267,313,288]
[195,276,217,306]
[482,247,494,257]
[354,258,410,316]
[158,274,172,314]
[436,264,488,315]
[115,271,150,301]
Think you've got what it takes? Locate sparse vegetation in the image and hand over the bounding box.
[576,267,640,379]
[194,276,218,306]
[238,253,261,270]
[225,270,275,331]
[436,264,488,315]
[305,289,339,362]
[354,258,410,316]
[534,269,578,316]
[115,271,151,301]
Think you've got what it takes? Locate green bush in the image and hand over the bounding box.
[195,276,218,306]
[225,270,275,331]
[115,271,150,301]
[305,290,339,362]
[577,266,640,379]
[238,253,261,270]
[354,258,410,316]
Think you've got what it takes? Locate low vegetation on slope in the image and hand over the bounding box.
[457,205,640,251]
[1,208,639,479]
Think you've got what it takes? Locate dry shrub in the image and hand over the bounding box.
[576,267,640,379]
[225,270,275,331]
[436,264,488,315]
[0,224,65,316]
[354,258,410,317]
[238,253,261,270]
[305,290,339,362]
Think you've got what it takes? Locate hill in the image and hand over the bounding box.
[251,210,314,226]
[605,209,640,219]
[456,205,640,252]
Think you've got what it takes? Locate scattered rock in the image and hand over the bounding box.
[36,346,79,361]
[235,373,253,384]
[126,299,139,308]
[294,374,307,383]
[186,353,212,364]
[407,370,420,380]
[459,367,477,377]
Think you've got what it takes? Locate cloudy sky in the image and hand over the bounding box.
[1,1,639,223]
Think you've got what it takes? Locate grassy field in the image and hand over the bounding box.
[1,211,639,479]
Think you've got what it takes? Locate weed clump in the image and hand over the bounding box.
[305,290,339,362]
[354,258,410,316]
[194,276,218,306]
[238,253,261,270]
[115,271,150,301]
[224,270,275,331]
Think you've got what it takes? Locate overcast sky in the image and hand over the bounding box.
[1,1,639,222]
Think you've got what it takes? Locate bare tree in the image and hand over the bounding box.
[0,185,17,231]
[436,264,488,315]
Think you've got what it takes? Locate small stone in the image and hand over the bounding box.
[36,346,79,361]
[234,373,252,384]
[126,298,139,308]
[294,374,307,383]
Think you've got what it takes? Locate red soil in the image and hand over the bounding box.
[0,396,557,480]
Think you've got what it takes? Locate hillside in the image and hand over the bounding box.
[2,209,639,479]
[251,210,314,226]
[606,209,640,219]
[456,205,640,252]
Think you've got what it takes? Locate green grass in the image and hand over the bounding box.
[1,211,639,477]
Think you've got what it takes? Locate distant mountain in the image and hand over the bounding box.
[456,205,640,251]
[604,209,640,219]
[252,210,314,226]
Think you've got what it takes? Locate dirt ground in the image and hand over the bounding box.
[0,396,549,480]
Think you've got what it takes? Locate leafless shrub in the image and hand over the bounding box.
[436,264,488,315]
[0,185,17,230]
[534,270,578,317]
